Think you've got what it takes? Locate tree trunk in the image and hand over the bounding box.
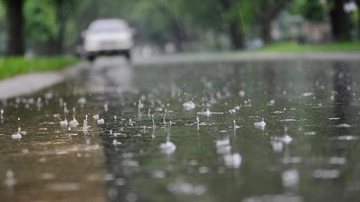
[219,0,245,50]
[261,19,272,45]
[356,0,360,39]
[6,0,25,56]
[55,0,65,54]
[359,9,360,40]
[257,0,286,45]
[329,0,351,41]
[172,19,186,52]
[229,19,245,49]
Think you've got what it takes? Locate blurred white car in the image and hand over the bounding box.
[82,19,134,61]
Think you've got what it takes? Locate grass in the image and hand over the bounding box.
[0,56,79,79]
[256,41,360,52]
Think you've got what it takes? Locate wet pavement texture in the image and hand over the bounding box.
[1,57,360,202]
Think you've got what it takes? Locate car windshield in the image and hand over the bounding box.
[88,20,128,33]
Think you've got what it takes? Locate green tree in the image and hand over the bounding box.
[218,0,245,49]
[253,0,289,44]
[302,0,326,22]
[25,0,57,54]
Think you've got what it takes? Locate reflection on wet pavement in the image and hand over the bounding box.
[1,57,360,202]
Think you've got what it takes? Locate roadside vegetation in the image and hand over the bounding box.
[257,42,360,52]
[0,56,78,79]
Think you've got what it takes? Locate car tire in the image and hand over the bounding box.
[86,55,96,62]
[124,51,131,61]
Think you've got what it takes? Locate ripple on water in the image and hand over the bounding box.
[335,123,352,128]
[282,169,299,187]
[332,135,359,141]
[183,101,196,111]
[159,140,176,155]
[313,169,340,179]
[167,180,206,196]
[47,182,80,192]
[223,153,242,169]
[242,194,303,202]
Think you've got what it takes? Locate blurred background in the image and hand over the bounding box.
[0,0,359,57]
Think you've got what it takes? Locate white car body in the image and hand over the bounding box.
[83,19,134,60]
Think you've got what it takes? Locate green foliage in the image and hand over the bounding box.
[289,0,327,22]
[25,0,58,42]
[302,0,326,22]
[0,56,78,79]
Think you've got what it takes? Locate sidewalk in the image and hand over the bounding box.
[0,63,86,100]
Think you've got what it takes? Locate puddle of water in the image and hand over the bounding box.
[1,59,360,202]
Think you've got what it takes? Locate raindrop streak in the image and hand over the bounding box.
[152,114,156,128]
[83,115,90,135]
[163,109,167,125]
[59,104,68,128]
[11,117,23,140]
[104,103,109,112]
[196,116,200,130]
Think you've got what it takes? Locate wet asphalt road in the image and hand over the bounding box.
[1,56,360,202]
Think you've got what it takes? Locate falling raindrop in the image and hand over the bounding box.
[104,103,109,112]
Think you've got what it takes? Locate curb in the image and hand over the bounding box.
[134,52,360,66]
